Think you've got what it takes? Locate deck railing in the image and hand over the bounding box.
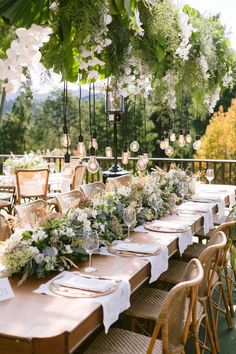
[0,154,235,185]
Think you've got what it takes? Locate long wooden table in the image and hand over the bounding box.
[0,189,234,354]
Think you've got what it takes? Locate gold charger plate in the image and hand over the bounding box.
[49,274,119,298]
[108,245,161,257]
[144,222,189,233]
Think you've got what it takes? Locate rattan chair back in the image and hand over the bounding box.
[0,214,12,241]
[147,258,203,354]
[80,182,106,198]
[15,199,50,228]
[198,231,227,298]
[56,189,84,214]
[15,168,49,204]
[106,175,131,190]
[72,165,86,190]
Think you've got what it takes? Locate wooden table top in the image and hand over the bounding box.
[0,187,235,354]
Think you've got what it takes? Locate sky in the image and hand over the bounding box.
[31,0,236,94]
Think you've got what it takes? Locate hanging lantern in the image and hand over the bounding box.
[61,152,75,179]
[122,143,129,165]
[178,130,186,147]
[165,145,174,157]
[106,90,125,114]
[105,140,113,158]
[76,134,86,158]
[60,125,71,147]
[87,146,100,173]
[185,130,192,144]
[160,136,166,150]
[130,134,140,152]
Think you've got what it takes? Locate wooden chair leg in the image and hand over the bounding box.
[208,298,220,352]
[224,266,234,317]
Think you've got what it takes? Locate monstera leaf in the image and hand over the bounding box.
[0,0,50,27]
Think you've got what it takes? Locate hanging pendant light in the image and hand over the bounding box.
[178,129,186,147]
[89,130,98,150]
[88,83,98,150]
[60,125,71,147]
[87,146,100,173]
[137,149,147,171]
[76,134,86,158]
[130,134,140,152]
[122,143,129,165]
[142,145,149,165]
[193,135,202,150]
[105,139,113,158]
[185,130,192,144]
[164,133,169,149]
[160,136,166,150]
[170,131,176,142]
[61,152,75,179]
[165,145,174,157]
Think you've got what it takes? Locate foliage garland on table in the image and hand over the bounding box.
[3,152,47,174]
[0,168,194,284]
[0,0,235,115]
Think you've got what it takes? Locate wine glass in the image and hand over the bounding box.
[206,168,214,184]
[123,206,136,242]
[83,231,99,273]
[179,181,189,201]
[150,195,163,214]
[48,162,56,173]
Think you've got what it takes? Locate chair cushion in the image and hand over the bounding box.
[84,328,162,354]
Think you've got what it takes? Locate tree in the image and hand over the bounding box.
[196,100,236,159]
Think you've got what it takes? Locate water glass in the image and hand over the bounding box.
[179,181,189,201]
[123,206,136,242]
[48,162,56,173]
[206,169,214,184]
[83,231,99,272]
[150,195,162,213]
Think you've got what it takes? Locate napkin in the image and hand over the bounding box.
[54,273,117,293]
[113,242,160,254]
[148,220,189,231]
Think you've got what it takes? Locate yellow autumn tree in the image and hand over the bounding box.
[196,99,236,159]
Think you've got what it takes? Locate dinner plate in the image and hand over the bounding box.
[49,274,119,298]
[108,245,161,257]
[144,222,189,233]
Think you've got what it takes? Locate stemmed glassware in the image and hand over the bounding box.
[150,195,163,214]
[123,206,136,242]
[206,168,214,184]
[179,181,189,201]
[48,162,56,173]
[83,231,99,273]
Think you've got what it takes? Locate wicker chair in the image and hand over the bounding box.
[56,189,84,214]
[106,174,131,190]
[0,200,12,213]
[15,168,49,205]
[72,165,86,190]
[80,182,106,198]
[0,214,12,241]
[84,259,203,354]
[15,200,50,228]
[155,231,230,352]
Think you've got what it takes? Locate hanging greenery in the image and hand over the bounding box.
[0,0,235,116]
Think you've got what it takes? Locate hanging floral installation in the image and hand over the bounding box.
[0,0,235,115]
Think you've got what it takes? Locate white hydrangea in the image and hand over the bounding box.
[32,230,47,242]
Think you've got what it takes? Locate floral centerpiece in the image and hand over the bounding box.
[0,171,192,284]
[3,152,47,174]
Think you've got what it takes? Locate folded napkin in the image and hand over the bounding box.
[148,220,189,231]
[113,242,160,254]
[190,194,222,202]
[54,273,116,293]
[34,271,131,333]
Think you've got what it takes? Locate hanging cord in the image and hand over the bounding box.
[79,85,82,135]
[89,84,92,144]
[133,94,136,137]
[138,97,143,145]
[105,79,109,141]
[93,82,96,133]
[144,98,147,146]
[123,98,127,144]
[63,81,70,154]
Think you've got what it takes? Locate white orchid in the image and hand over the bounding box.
[88,69,99,79]
[87,57,105,67]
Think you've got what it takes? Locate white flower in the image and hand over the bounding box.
[65,228,75,238]
[79,61,89,70]
[64,245,73,254]
[198,54,210,80]
[104,14,112,25]
[34,253,44,264]
[88,70,99,79]
[87,57,105,67]
[102,38,112,47]
[80,47,92,58]
[176,10,193,61]
[222,71,233,87]
[32,230,47,242]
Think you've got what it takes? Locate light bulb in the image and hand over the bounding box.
[122,143,129,165]
[193,136,202,150]
[185,131,192,144]
[164,137,169,149]
[76,135,86,158]
[170,132,176,142]
[60,134,71,147]
[105,145,113,158]
[165,145,174,157]
[61,153,74,179]
[160,136,165,150]
[178,130,185,147]
[142,152,149,164]
[89,138,98,150]
[137,155,147,171]
[87,147,100,174]
[130,135,140,152]
[60,126,71,147]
